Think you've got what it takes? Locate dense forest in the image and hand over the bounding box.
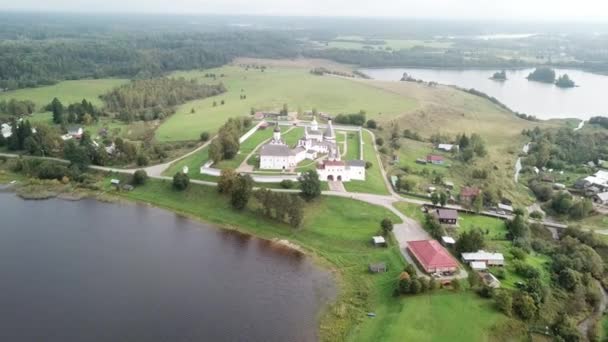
[101,78,226,122]
[0,15,299,90]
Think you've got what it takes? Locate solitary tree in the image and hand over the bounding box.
[230,174,253,210]
[381,218,394,235]
[172,172,190,191]
[132,169,148,186]
[299,170,321,202]
[430,192,440,205]
[439,192,448,207]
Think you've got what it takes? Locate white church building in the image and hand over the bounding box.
[259,117,366,182]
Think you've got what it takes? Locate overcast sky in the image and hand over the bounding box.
[1,0,607,20]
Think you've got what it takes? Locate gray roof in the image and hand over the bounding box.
[436,209,458,220]
[348,160,366,167]
[260,144,293,157]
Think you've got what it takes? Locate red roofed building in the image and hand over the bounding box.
[460,187,481,205]
[407,240,459,274]
[426,155,445,165]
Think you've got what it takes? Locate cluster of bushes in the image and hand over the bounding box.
[0,99,36,116]
[397,264,441,296]
[208,117,251,163]
[253,188,304,228]
[216,169,255,210]
[529,179,594,220]
[8,158,93,184]
[333,111,366,126]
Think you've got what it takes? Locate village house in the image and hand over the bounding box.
[461,250,505,267]
[426,154,445,165]
[437,144,458,152]
[433,208,458,225]
[407,240,459,274]
[460,187,480,205]
[497,203,514,215]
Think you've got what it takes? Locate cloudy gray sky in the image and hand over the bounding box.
[1,0,607,20]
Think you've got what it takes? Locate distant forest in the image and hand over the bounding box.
[0,14,299,90]
[2,13,608,90]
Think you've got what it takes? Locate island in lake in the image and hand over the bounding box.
[555,73,576,88]
[526,67,556,83]
[490,70,507,81]
[527,67,576,88]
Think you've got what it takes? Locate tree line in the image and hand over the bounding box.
[0,99,36,116]
[101,78,226,122]
[0,28,299,90]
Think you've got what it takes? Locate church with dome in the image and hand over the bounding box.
[259,117,366,182]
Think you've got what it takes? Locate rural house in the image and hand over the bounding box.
[407,240,459,274]
[460,187,480,205]
[461,250,505,267]
[426,155,445,165]
[433,209,458,225]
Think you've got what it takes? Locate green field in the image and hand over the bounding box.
[0,79,128,109]
[155,66,418,141]
[343,131,361,160]
[355,291,511,342]
[458,214,509,240]
[344,130,389,195]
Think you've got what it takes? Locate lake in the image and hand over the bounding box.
[0,193,334,342]
[360,67,608,120]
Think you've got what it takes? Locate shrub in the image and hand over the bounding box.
[136,154,149,166]
[172,172,190,191]
[512,260,540,279]
[529,211,544,220]
[375,137,384,146]
[200,131,210,142]
[132,169,148,186]
[365,161,373,169]
[366,120,377,129]
[511,247,528,261]
[280,179,294,189]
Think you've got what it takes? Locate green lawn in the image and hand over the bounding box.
[458,214,508,240]
[0,79,128,109]
[355,291,509,342]
[344,131,361,160]
[155,66,418,141]
[344,130,389,195]
[163,145,211,179]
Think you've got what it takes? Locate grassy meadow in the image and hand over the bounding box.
[0,79,128,109]
[344,130,389,195]
[314,36,453,51]
[155,65,419,141]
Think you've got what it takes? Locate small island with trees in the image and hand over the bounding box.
[489,70,507,81]
[527,67,576,88]
[526,67,556,83]
[555,74,576,88]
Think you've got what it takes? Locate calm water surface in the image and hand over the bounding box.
[0,193,334,342]
[361,67,608,120]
